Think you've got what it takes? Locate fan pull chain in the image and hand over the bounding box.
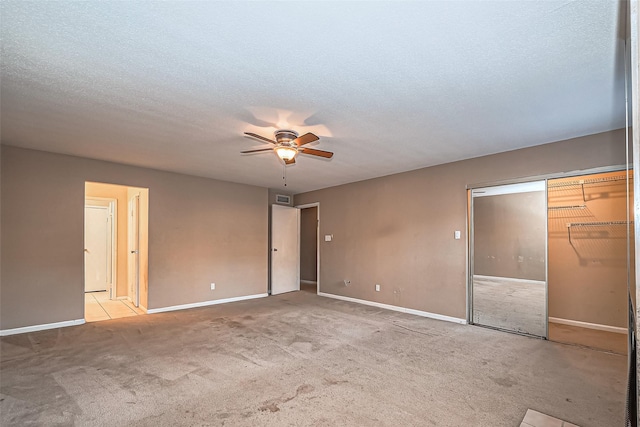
[283,164,287,187]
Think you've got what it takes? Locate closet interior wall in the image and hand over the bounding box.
[547,170,634,354]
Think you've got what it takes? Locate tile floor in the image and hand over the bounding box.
[521,409,579,427]
[85,291,145,322]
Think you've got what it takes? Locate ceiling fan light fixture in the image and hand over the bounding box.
[275,145,298,161]
[242,129,330,164]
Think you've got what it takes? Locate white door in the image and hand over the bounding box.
[271,205,300,295]
[85,206,109,292]
[128,194,140,307]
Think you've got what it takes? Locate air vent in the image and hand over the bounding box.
[275,194,291,205]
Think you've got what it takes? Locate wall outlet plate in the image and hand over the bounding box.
[210,283,215,290]
[375,284,380,292]
[325,234,332,242]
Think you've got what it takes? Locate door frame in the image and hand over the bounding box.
[296,202,320,294]
[128,193,140,307]
[84,197,117,300]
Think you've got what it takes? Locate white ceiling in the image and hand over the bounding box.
[0,1,626,193]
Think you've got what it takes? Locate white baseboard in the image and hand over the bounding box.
[0,319,86,337]
[300,280,317,285]
[549,317,628,334]
[317,292,467,325]
[473,275,546,285]
[146,293,269,314]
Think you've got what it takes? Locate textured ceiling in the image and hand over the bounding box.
[0,1,626,193]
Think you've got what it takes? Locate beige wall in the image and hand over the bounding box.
[85,182,130,297]
[300,206,317,281]
[1,146,268,330]
[473,191,546,281]
[548,171,634,328]
[295,129,628,320]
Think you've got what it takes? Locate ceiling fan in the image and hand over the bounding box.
[242,130,333,165]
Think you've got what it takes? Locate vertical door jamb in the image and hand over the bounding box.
[296,202,320,294]
[128,194,140,307]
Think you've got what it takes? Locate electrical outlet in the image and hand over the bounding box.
[375,284,381,292]
[210,283,216,290]
[344,279,351,286]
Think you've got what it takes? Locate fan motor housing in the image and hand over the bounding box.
[274,130,298,145]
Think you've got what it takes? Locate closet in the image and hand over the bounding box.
[547,171,633,354]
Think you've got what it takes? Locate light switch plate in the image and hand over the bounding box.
[325,235,332,242]
[454,230,461,240]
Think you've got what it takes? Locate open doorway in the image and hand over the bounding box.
[298,203,319,294]
[84,182,149,322]
[547,170,633,354]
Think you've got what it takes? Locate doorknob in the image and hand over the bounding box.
[273,248,278,252]
[84,249,89,253]
[130,250,139,254]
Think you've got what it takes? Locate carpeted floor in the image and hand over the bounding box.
[549,321,627,355]
[0,291,627,426]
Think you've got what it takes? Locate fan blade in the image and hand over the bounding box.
[284,158,296,165]
[241,148,273,154]
[299,147,333,158]
[244,132,277,145]
[292,132,319,146]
